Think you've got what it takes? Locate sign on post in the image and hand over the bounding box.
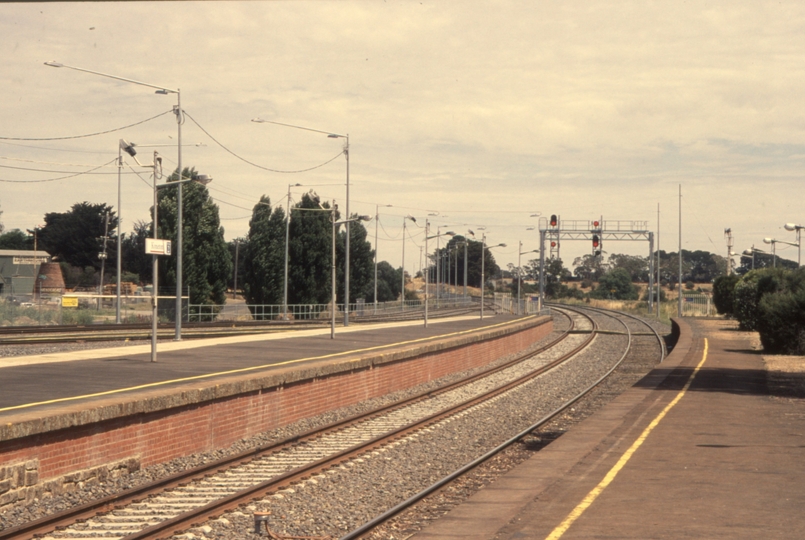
[145,239,172,256]
[62,296,78,308]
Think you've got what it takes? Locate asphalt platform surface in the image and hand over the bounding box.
[0,315,519,417]
[411,317,805,539]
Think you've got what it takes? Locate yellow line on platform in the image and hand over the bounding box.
[0,316,532,414]
[544,338,709,540]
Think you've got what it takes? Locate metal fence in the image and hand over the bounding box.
[1,289,187,326]
[680,293,715,317]
[188,297,476,323]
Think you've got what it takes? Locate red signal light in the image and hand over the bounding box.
[550,241,557,248]
[593,220,599,228]
[592,234,600,248]
[550,215,558,227]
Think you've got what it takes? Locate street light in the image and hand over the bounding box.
[143,151,211,362]
[373,204,392,314]
[46,61,188,340]
[480,235,506,320]
[284,183,303,320]
[763,237,798,268]
[401,215,417,312]
[252,118,351,325]
[331,213,370,338]
[517,241,539,316]
[742,246,766,270]
[424,221,454,327]
[784,223,804,266]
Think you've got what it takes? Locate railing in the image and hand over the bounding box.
[681,293,715,317]
[0,289,186,326]
[188,297,477,323]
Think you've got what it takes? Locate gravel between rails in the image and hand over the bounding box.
[0,322,568,532]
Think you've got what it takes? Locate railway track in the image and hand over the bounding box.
[339,304,665,539]
[0,307,664,540]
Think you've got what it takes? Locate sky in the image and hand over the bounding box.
[2,1,805,276]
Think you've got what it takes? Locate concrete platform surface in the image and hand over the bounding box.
[0,315,521,416]
[412,318,805,539]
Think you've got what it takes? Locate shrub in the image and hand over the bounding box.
[712,274,740,316]
[589,269,638,300]
[685,280,695,290]
[756,289,805,354]
[733,268,787,331]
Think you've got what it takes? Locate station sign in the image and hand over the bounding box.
[62,296,79,308]
[145,239,172,256]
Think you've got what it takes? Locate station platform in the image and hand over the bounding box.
[412,317,805,539]
[0,314,521,417]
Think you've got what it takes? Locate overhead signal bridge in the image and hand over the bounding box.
[536,217,656,311]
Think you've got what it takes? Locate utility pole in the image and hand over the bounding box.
[724,228,734,275]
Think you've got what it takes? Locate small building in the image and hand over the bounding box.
[0,249,52,300]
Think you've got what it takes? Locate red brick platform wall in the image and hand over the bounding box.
[0,319,551,488]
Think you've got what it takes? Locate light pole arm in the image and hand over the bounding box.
[45,61,178,93]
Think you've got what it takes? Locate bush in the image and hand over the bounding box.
[757,289,805,354]
[685,280,695,290]
[733,268,787,331]
[712,274,740,316]
[589,269,638,300]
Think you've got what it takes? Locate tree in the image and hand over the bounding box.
[713,274,740,316]
[157,167,231,306]
[242,196,286,308]
[39,202,117,269]
[339,218,376,303]
[367,261,402,303]
[287,192,335,305]
[431,236,498,289]
[0,229,34,250]
[121,220,153,284]
[589,268,639,300]
[608,253,649,282]
[573,254,607,281]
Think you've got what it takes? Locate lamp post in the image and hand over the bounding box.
[284,183,302,320]
[763,237,799,268]
[742,246,766,270]
[401,215,417,311]
[373,204,392,314]
[144,151,211,362]
[517,241,539,316]
[464,230,475,300]
[331,212,370,337]
[252,118,350,324]
[480,235,506,320]
[784,223,804,266]
[46,61,187,339]
[424,222,454,327]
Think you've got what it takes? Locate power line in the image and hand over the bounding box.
[182,110,344,174]
[0,158,118,183]
[0,110,173,141]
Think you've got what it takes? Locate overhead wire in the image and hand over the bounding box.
[182,110,345,174]
[0,158,118,183]
[0,110,173,141]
